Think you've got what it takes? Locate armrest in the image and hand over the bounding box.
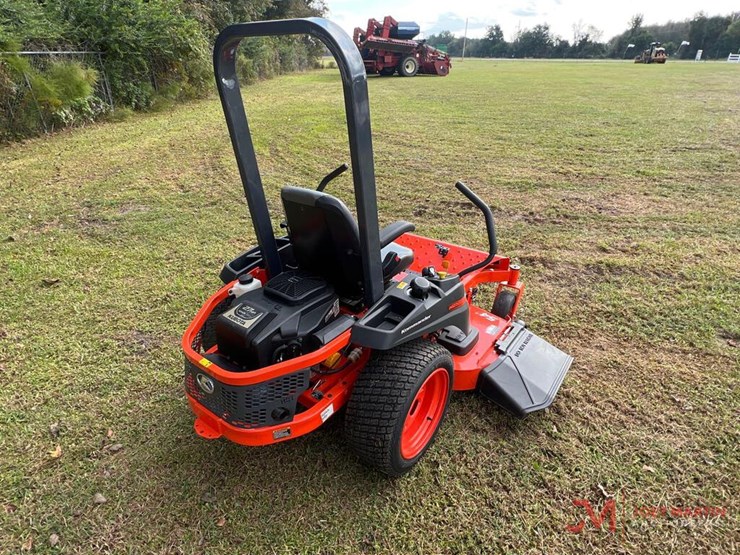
[380,220,415,248]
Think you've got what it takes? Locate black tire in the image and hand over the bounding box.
[398,56,419,77]
[344,339,453,477]
[492,289,516,319]
[379,67,395,76]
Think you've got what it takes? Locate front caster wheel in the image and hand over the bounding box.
[344,339,453,477]
[492,289,517,319]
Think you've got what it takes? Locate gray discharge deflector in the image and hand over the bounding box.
[477,322,573,418]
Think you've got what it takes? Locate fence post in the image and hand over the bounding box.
[97,52,114,110]
[22,71,48,133]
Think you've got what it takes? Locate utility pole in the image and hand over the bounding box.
[462,18,468,60]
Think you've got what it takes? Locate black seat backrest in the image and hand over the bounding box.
[281,186,363,299]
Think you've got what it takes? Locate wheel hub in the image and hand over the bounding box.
[400,367,450,460]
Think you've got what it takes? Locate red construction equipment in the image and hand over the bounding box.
[353,16,451,77]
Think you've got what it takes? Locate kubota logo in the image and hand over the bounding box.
[196,373,215,395]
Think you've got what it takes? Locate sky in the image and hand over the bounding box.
[326,1,738,42]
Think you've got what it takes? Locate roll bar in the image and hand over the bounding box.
[213,18,384,307]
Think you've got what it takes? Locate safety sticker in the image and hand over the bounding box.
[320,403,335,422]
[396,281,407,289]
[199,358,212,368]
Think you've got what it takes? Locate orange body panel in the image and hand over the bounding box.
[183,233,523,445]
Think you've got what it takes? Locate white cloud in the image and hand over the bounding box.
[328,0,738,42]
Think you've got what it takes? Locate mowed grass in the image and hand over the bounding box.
[1,59,739,554]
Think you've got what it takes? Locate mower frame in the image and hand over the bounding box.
[183,234,522,446]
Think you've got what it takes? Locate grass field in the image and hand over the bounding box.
[1,59,739,554]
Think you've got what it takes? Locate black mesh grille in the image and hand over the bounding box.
[184,360,310,429]
[192,297,234,353]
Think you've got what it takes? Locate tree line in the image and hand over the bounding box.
[0,0,326,140]
[427,12,740,60]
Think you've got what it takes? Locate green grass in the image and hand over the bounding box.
[1,59,739,554]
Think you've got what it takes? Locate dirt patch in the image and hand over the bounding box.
[510,210,570,225]
[558,192,679,219]
[413,199,478,218]
[114,330,164,357]
[72,205,118,238]
[717,329,739,348]
[117,203,150,216]
[78,215,109,230]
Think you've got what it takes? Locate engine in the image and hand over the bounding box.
[212,270,344,371]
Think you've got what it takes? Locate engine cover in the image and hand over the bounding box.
[214,271,339,370]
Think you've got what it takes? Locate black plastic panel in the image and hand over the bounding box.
[184,360,309,428]
[351,272,468,350]
[219,236,293,284]
[477,322,573,418]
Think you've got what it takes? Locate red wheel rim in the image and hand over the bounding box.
[400,368,450,460]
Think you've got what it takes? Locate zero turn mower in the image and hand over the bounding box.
[183,18,573,476]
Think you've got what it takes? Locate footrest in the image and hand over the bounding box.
[477,322,573,418]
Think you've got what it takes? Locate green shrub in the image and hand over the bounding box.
[47,61,96,102]
[0,56,101,138]
[103,106,134,122]
[0,0,326,140]
[52,0,212,108]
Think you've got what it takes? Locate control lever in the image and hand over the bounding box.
[455,181,498,277]
[317,163,349,192]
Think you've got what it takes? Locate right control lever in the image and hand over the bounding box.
[454,181,498,277]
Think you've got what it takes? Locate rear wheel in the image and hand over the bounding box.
[345,339,453,477]
[399,56,419,77]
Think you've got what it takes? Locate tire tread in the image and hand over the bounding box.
[345,339,452,476]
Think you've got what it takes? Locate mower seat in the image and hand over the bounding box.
[281,186,414,300]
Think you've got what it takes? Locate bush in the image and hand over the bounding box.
[0,55,100,139]
[50,0,212,108]
[47,62,96,103]
[103,106,134,123]
[0,0,326,140]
